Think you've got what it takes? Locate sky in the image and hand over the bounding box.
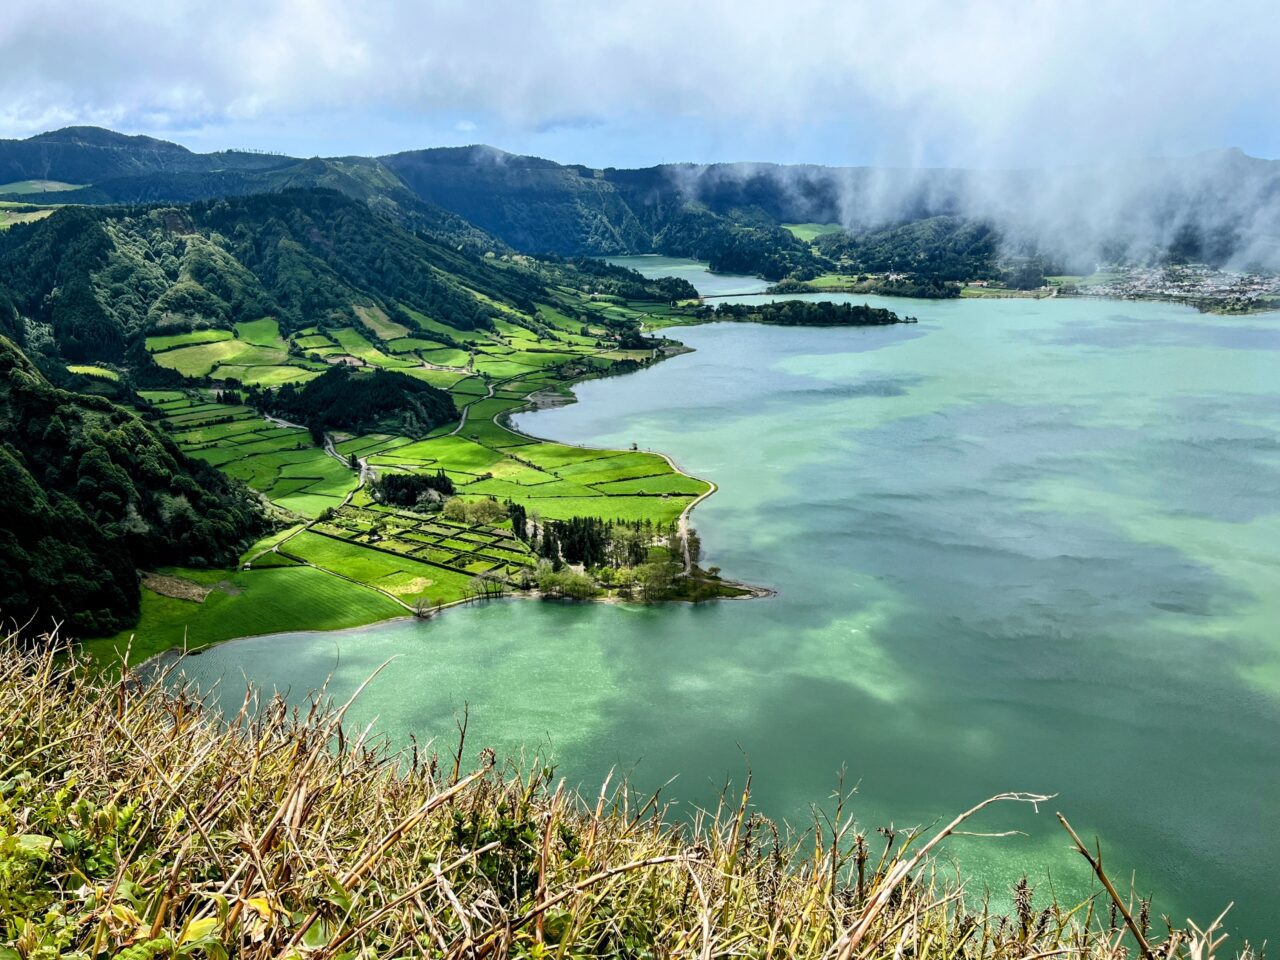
[0,0,1278,169]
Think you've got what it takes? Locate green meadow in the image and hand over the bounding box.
[121,285,711,650]
[782,222,843,242]
[0,178,84,194]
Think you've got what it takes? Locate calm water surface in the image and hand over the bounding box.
[605,254,773,296]
[175,282,1280,940]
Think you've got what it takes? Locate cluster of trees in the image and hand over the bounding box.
[562,258,699,301]
[532,562,599,600]
[710,300,908,326]
[440,496,509,525]
[370,470,454,508]
[386,146,653,255]
[190,190,540,329]
[0,208,124,361]
[508,502,529,539]
[655,206,822,281]
[526,515,662,570]
[530,557,682,602]
[816,216,1001,282]
[386,149,832,281]
[258,367,456,437]
[858,275,962,298]
[771,275,962,299]
[0,188,561,373]
[0,336,262,638]
[1001,259,1049,290]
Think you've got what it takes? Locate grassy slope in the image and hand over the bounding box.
[783,221,844,243]
[83,565,405,663]
[112,280,713,655]
[3,639,1232,960]
[0,203,55,229]
[0,178,85,194]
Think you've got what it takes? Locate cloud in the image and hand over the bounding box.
[0,0,1276,166]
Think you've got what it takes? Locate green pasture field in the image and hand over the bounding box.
[283,531,474,604]
[293,337,335,353]
[512,443,624,469]
[162,404,255,425]
[145,328,233,352]
[235,317,285,347]
[592,474,711,495]
[782,222,843,243]
[455,493,689,524]
[0,179,84,194]
[240,525,306,563]
[405,368,470,389]
[505,350,581,368]
[84,565,405,663]
[354,304,410,340]
[385,337,447,353]
[212,364,321,387]
[169,418,269,445]
[151,340,280,377]
[449,376,491,396]
[453,420,535,449]
[798,273,857,290]
[421,347,473,367]
[561,462,675,487]
[472,358,539,379]
[491,319,541,342]
[399,306,490,344]
[66,364,119,381]
[0,202,55,229]
[331,327,418,368]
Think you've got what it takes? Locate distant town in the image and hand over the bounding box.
[1063,264,1280,313]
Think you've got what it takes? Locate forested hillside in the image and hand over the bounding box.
[264,366,457,435]
[0,189,542,363]
[7,127,1278,283]
[0,178,738,648]
[383,146,825,277]
[814,216,1002,280]
[0,335,262,635]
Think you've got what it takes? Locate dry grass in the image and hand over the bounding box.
[140,573,213,603]
[0,633,1251,960]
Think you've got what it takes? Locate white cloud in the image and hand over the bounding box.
[0,0,1276,165]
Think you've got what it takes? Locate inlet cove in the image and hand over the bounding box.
[170,286,1280,942]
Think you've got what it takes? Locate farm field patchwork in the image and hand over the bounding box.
[121,285,713,647]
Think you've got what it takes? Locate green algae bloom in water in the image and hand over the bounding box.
[174,293,1280,942]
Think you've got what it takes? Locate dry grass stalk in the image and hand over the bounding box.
[0,632,1253,960]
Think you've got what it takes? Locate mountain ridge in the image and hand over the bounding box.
[4,124,1280,277]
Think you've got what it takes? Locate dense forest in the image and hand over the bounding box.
[0,189,546,365]
[560,257,699,301]
[0,335,262,636]
[260,366,456,436]
[3,127,1278,285]
[370,469,455,507]
[710,300,909,326]
[815,216,1000,280]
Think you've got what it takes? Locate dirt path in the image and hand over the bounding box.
[263,412,305,430]
[449,377,497,436]
[651,451,717,576]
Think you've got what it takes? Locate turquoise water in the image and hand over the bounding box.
[173,292,1280,940]
[605,253,773,296]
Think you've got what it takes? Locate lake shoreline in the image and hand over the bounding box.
[126,342,772,670]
